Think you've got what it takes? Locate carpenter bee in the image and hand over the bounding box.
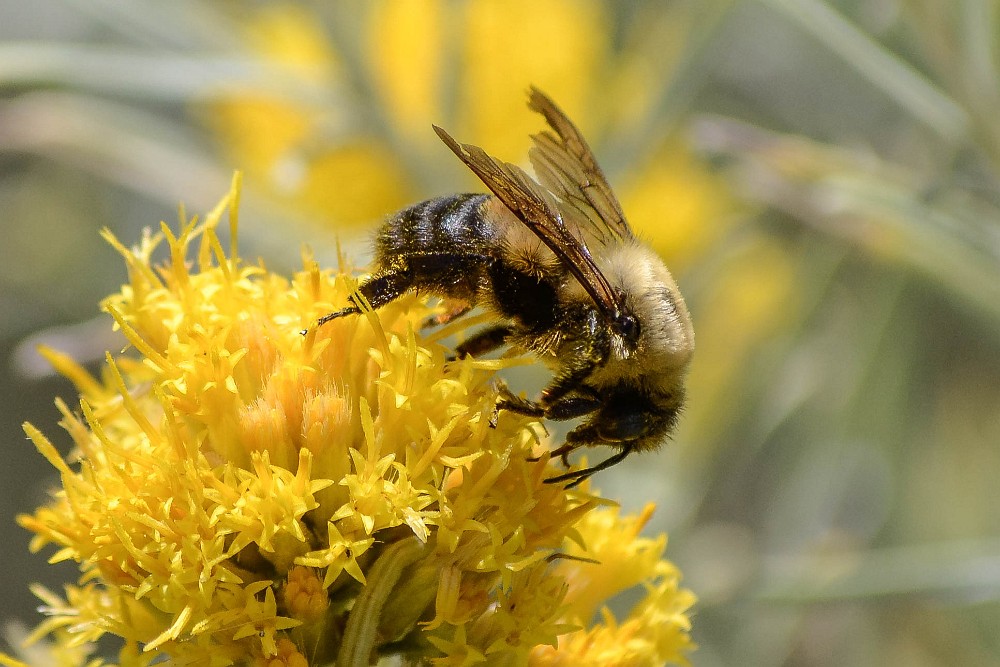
[318,88,694,486]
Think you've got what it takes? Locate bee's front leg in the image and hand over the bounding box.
[543,443,633,488]
[545,422,600,467]
[541,422,636,487]
[546,440,582,468]
[501,388,601,469]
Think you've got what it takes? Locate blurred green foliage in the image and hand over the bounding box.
[2,1,999,665]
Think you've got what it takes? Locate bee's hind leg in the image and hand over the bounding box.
[312,269,415,330]
[315,306,361,327]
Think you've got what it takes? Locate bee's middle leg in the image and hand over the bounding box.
[493,382,544,419]
[496,381,601,422]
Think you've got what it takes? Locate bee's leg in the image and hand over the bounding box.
[543,391,601,420]
[490,381,543,428]
[315,268,415,327]
[453,325,513,359]
[545,552,601,565]
[543,421,598,468]
[355,268,417,309]
[525,435,581,464]
[494,384,600,423]
[538,363,595,407]
[521,396,599,465]
[544,445,633,488]
[546,441,582,467]
[539,316,609,406]
[315,306,361,327]
[542,421,633,486]
[494,383,544,417]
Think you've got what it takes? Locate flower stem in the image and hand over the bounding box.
[336,537,429,667]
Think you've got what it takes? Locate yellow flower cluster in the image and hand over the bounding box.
[8,179,695,666]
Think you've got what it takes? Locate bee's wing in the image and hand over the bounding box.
[434,124,626,322]
[526,87,633,246]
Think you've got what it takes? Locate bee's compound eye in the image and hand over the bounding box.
[617,313,640,344]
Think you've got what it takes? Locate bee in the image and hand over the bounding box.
[318,88,694,486]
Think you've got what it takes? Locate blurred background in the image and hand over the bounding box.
[2,1,999,665]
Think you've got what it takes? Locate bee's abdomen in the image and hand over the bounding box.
[373,193,495,300]
[370,193,560,329]
[376,194,493,257]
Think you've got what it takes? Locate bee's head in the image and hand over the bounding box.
[603,242,694,370]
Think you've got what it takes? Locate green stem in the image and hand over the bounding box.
[336,537,429,667]
[762,0,969,142]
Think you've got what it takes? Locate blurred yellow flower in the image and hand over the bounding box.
[200,1,732,251]
[200,4,415,225]
[7,179,694,665]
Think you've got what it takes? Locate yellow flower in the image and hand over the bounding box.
[8,177,695,665]
[530,504,697,667]
[200,1,732,249]
[199,4,415,226]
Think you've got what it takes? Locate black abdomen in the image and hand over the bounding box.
[372,193,559,327]
[375,194,493,261]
